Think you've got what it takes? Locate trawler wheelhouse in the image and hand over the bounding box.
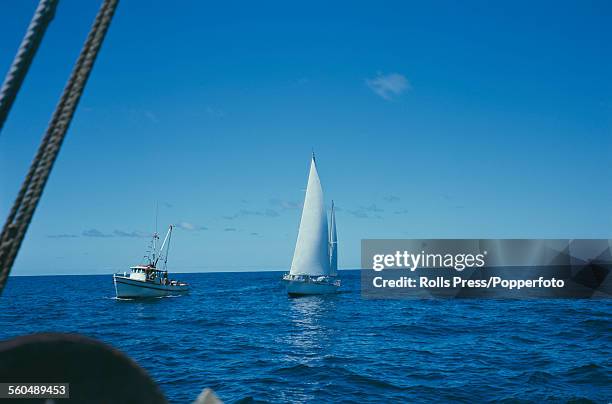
[128,265,166,282]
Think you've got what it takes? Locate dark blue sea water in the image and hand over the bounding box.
[1,271,610,403]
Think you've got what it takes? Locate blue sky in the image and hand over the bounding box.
[1,0,611,275]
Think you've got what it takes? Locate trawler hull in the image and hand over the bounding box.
[284,279,339,296]
[113,275,189,298]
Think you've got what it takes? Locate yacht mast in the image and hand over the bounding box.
[329,200,338,276]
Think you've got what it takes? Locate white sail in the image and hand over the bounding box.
[290,156,330,276]
[329,201,338,276]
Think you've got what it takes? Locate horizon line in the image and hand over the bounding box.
[9,268,357,277]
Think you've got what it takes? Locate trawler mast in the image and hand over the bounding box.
[155,225,173,269]
[144,225,173,269]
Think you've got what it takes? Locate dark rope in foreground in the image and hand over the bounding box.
[0,0,59,134]
[0,0,119,293]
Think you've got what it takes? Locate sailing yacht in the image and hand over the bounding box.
[113,225,189,298]
[283,154,341,295]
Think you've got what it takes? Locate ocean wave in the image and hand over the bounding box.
[579,318,611,329]
[564,363,610,385]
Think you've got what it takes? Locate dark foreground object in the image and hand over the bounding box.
[0,333,166,403]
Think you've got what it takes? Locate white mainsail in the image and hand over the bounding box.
[290,155,330,276]
[329,200,338,277]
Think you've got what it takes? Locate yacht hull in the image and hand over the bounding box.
[284,279,338,296]
[113,275,189,298]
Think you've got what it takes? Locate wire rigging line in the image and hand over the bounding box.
[0,0,119,294]
[0,0,59,134]
[164,226,173,270]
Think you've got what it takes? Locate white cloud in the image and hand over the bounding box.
[223,208,280,220]
[82,229,112,237]
[363,204,384,213]
[144,110,159,124]
[366,72,410,100]
[269,198,302,210]
[205,106,226,119]
[113,230,146,238]
[176,222,208,231]
[47,234,78,239]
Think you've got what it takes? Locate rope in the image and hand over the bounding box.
[0,0,59,134]
[0,0,119,293]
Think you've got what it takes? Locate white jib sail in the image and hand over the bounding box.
[329,201,338,277]
[290,156,330,276]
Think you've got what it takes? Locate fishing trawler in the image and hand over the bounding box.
[283,154,340,295]
[113,225,189,298]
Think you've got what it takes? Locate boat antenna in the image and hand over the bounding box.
[152,202,159,265]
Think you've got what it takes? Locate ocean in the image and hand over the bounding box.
[0,271,610,403]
